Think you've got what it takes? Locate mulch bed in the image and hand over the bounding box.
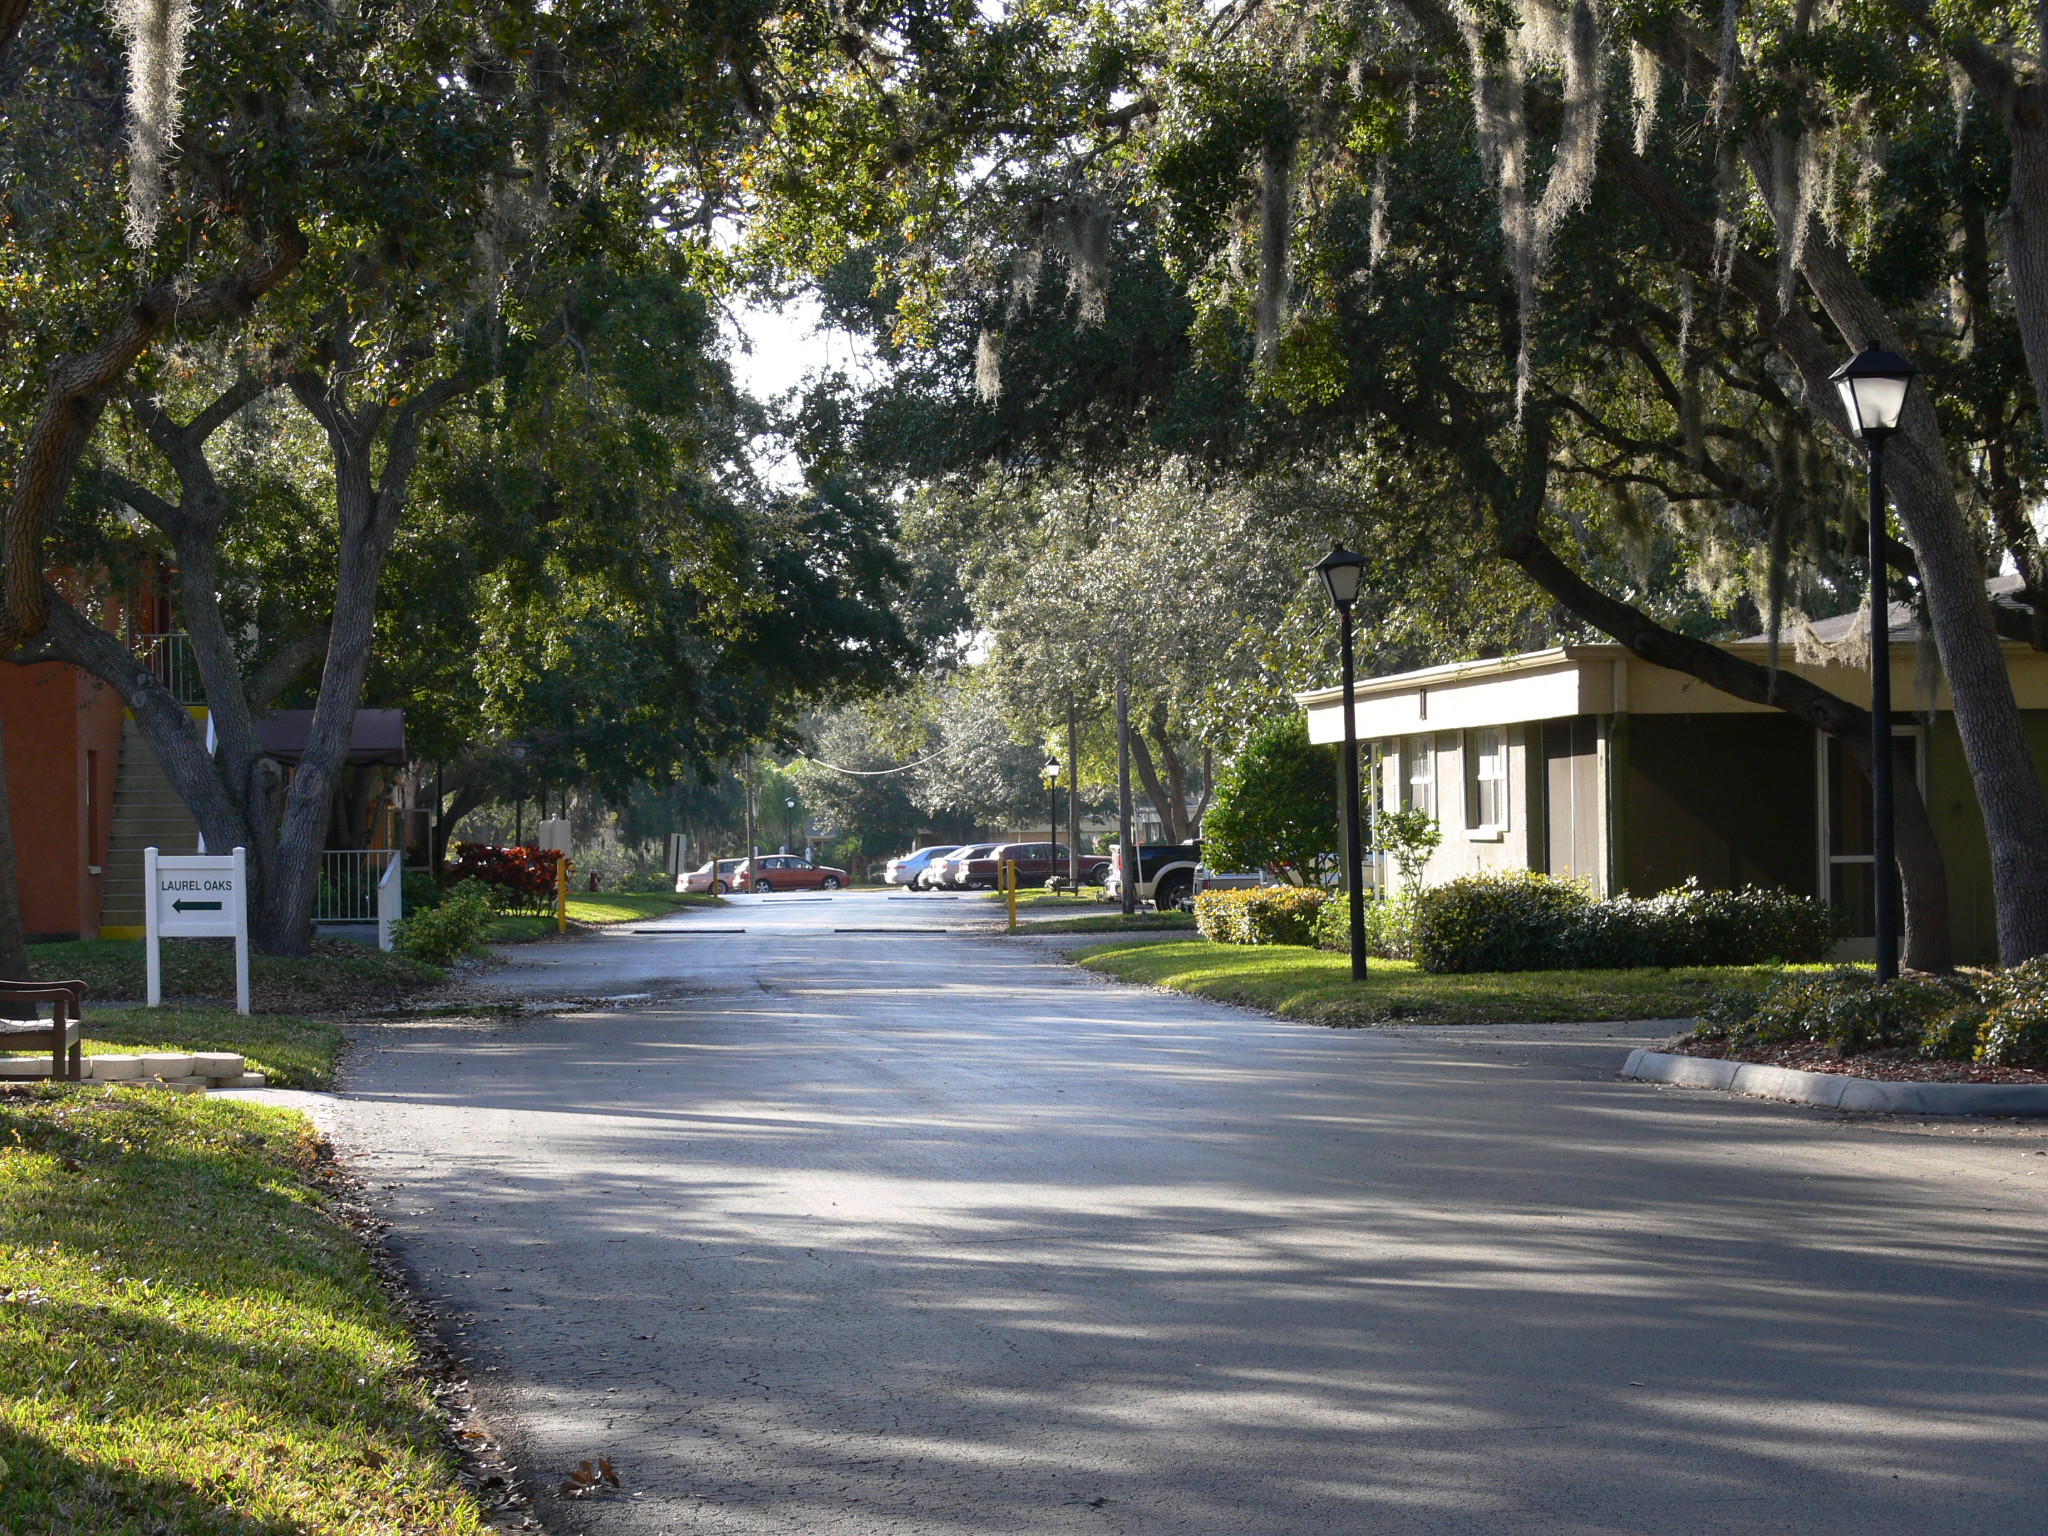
[1675,1041,2048,1085]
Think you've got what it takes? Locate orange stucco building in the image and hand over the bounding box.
[2,648,126,942]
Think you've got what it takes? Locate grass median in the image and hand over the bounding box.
[1074,940,1827,1026]
[0,1085,487,1534]
[483,890,724,943]
[1016,912,1196,934]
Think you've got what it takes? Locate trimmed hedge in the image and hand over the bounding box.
[1194,887,1326,946]
[1411,873,1841,974]
[1312,888,1417,959]
[1688,962,2048,1067]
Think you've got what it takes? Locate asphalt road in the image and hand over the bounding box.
[321,889,2048,1535]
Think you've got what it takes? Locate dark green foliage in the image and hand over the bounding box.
[1200,716,1338,879]
[1411,872,1594,973]
[1412,874,1841,974]
[1687,969,2045,1063]
[1980,996,2048,1069]
[391,881,493,965]
[1312,889,1416,959]
[1193,886,1325,946]
[402,871,445,913]
[1919,1007,1989,1063]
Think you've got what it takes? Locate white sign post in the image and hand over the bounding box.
[144,845,250,1015]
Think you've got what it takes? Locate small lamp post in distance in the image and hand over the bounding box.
[1042,757,1061,891]
[1828,346,1916,984]
[1311,543,1369,981]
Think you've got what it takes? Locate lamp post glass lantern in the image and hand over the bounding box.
[1828,348,1917,982]
[1310,544,1369,981]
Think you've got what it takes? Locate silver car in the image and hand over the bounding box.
[883,845,961,887]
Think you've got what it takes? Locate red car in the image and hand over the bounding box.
[734,855,848,893]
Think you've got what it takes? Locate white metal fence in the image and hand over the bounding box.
[315,849,403,950]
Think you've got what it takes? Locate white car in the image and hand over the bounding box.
[884,845,962,887]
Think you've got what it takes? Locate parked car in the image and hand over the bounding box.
[883,845,960,887]
[962,842,1111,890]
[734,855,849,893]
[680,858,746,894]
[1104,842,1203,912]
[928,843,999,889]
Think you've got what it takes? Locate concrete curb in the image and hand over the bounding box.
[1620,1049,2048,1117]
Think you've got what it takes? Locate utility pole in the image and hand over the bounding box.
[1067,696,1081,892]
[1117,658,1135,916]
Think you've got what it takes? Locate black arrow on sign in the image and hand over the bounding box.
[170,899,223,913]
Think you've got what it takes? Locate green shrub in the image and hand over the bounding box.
[1979,995,2048,1068]
[390,880,494,964]
[1410,873,1841,974]
[1377,808,1441,890]
[402,870,444,912]
[1412,872,1594,973]
[1312,888,1416,959]
[1194,886,1326,946]
[1919,1007,1988,1062]
[1977,955,2048,1009]
[612,868,680,894]
[1690,969,1981,1057]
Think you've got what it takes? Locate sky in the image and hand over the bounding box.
[722,294,882,487]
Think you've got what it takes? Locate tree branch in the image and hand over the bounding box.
[1,225,304,650]
[247,624,332,710]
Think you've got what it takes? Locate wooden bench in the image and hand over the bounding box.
[0,980,86,1083]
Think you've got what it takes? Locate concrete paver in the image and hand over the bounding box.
[320,890,2048,1534]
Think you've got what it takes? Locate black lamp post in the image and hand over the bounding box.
[784,797,797,855]
[1312,543,1369,981]
[1043,757,1060,882]
[1830,347,1917,983]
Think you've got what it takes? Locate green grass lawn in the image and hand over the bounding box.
[26,939,440,1013]
[0,1086,488,1534]
[1075,940,1828,1026]
[1017,911,1197,934]
[483,890,724,943]
[981,887,1118,909]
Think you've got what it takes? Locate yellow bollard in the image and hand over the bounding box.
[556,855,567,934]
[1005,859,1018,931]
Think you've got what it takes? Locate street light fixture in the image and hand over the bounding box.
[1829,346,1917,983]
[1311,543,1369,981]
[785,796,797,855]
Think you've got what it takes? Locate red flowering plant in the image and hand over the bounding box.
[447,843,568,911]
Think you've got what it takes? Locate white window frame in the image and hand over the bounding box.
[1405,735,1437,821]
[1466,727,1508,838]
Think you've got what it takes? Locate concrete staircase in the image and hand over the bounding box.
[99,718,202,937]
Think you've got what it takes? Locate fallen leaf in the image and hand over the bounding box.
[359,1448,388,1470]
[599,1456,620,1487]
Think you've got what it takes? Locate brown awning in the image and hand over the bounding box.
[255,709,407,767]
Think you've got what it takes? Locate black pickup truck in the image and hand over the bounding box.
[1104,843,1202,912]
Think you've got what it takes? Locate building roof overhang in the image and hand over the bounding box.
[1294,637,2048,745]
